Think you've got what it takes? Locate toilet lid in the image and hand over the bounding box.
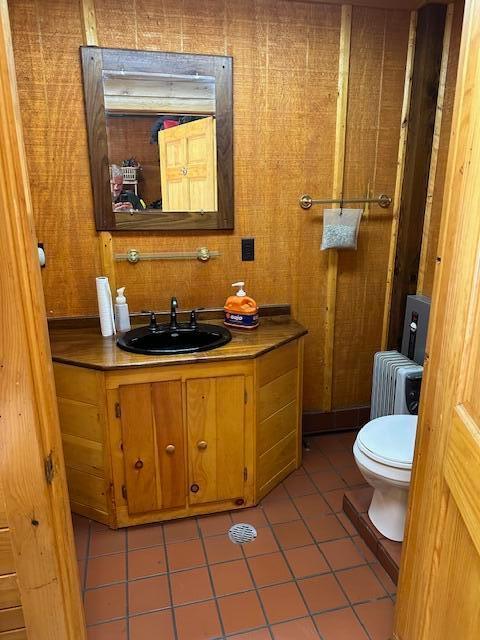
[356,415,418,469]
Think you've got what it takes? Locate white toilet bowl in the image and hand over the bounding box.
[353,414,417,542]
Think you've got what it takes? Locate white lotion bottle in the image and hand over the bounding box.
[114,287,131,332]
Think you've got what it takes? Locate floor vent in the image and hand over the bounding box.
[228,523,257,544]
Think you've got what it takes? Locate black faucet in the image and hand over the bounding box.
[170,297,179,330]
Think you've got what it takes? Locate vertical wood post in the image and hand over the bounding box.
[80,0,117,294]
[322,4,352,411]
[0,1,86,637]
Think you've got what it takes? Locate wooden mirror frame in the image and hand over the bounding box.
[80,46,233,231]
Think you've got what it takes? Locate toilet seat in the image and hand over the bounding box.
[356,415,418,469]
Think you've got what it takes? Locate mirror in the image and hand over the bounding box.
[80,47,233,231]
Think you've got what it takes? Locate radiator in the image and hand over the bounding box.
[370,351,422,420]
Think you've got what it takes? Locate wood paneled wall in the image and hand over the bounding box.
[9,0,410,412]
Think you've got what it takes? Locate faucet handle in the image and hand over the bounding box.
[148,311,158,331]
[189,310,198,329]
[189,307,205,329]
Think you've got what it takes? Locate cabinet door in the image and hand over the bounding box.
[119,381,185,515]
[186,375,245,505]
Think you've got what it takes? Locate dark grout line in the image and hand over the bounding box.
[240,538,274,639]
[161,535,179,640]
[263,513,322,637]
[124,529,130,640]
[194,517,227,639]
[82,520,91,594]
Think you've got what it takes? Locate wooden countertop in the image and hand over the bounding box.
[49,315,307,371]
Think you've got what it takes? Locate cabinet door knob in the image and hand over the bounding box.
[197,440,208,450]
[190,483,200,493]
[165,444,176,454]
[134,459,144,470]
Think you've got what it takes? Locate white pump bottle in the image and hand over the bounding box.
[114,287,131,332]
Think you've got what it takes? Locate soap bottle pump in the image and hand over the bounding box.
[224,281,259,329]
[114,287,131,332]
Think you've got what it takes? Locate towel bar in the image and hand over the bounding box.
[115,247,220,263]
[300,194,392,210]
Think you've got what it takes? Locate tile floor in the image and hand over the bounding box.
[74,430,396,640]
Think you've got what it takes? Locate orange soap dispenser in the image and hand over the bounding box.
[224,282,259,329]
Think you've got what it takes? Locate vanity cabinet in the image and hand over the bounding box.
[117,374,247,517]
[51,319,305,528]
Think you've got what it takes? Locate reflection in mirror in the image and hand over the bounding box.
[80,48,233,231]
[103,71,218,227]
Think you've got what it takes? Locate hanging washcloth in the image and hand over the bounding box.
[321,208,363,250]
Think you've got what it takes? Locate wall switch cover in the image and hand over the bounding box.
[241,238,254,261]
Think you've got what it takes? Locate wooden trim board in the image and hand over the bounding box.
[381,11,417,350]
[323,4,352,411]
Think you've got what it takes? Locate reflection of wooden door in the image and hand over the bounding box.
[395,2,480,638]
[158,117,217,212]
[119,381,185,515]
[186,376,245,505]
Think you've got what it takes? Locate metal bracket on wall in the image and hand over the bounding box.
[114,247,221,264]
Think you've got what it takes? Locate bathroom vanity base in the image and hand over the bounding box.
[51,325,305,529]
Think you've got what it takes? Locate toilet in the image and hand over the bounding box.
[353,414,417,542]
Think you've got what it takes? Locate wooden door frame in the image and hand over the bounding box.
[0,2,86,638]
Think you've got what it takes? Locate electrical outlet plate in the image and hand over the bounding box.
[241,238,254,261]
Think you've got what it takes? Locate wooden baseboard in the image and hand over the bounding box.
[302,406,370,435]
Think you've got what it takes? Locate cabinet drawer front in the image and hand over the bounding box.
[187,376,245,505]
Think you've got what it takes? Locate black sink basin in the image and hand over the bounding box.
[117,322,232,355]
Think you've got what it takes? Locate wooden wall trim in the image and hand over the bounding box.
[381,12,417,349]
[0,1,86,638]
[79,0,117,295]
[294,0,451,8]
[417,3,454,295]
[322,3,352,411]
[80,0,98,47]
